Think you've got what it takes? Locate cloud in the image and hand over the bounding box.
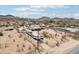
[14,11,50,18]
[15,6,45,13]
[14,5,70,18]
[15,5,69,13]
[74,13,79,17]
[30,5,69,9]
[14,6,47,18]
[15,7,30,12]
[72,12,79,19]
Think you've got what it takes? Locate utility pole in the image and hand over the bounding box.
[37,30,40,53]
[31,26,43,53]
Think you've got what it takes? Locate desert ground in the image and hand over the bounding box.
[0,15,79,54]
[0,26,79,54]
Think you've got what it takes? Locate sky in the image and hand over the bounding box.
[0,5,79,19]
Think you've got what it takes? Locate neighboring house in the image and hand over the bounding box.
[64,27,79,32]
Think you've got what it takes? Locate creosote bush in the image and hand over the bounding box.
[16,29,20,33]
[0,43,2,48]
[13,39,15,42]
[73,32,79,40]
[42,31,52,38]
[56,42,60,47]
[5,43,9,48]
[19,33,22,38]
[17,44,19,47]
[0,32,3,36]
[16,49,21,53]
[22,48,24,51]
[22,44,25,48]
[29,46,31,50]
[24,37,27,41]
[45,41,48,45]
[8,35,11,38]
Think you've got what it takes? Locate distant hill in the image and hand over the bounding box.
[52,17,75,20]
[39,17,51,20]
[0,15,78,21]
[0,15,16,18]
[0,15,27,21]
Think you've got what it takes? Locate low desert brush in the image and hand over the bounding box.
[0,32,3,36]
[42,31,52,38]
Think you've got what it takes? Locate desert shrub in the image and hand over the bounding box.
[22,44,25,48]
[73,32,79,40]
[55,34,57,38]
[29,46,31,50]
[13,39,15,42]
[67,34,73,37]
[42,31,52,38]
[0,32,3,36]
[0,43,2,48]
[66,31,79,40]
[16,49,21,53]
[8,35,11,38]
[24,37,27,41]
[5,43,9,48]
[19,33,22,38]
[56,42,60,47]
[17,44,19,47]
[61,35,66,42]
[45,41,48,45]
[5,29,13,31]
[16,29,20,33]
[22,48,24,51]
